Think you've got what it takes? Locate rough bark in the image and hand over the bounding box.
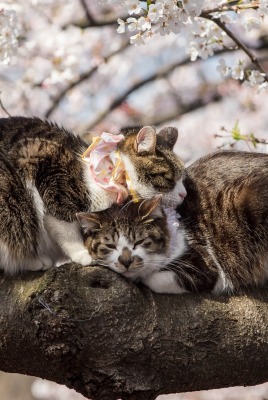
[0,264,268,400]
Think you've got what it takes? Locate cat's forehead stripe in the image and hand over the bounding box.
[118,235,132,251]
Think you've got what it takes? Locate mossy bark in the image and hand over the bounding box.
[0,264,268,400]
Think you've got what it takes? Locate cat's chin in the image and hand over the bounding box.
[161,177,187,207]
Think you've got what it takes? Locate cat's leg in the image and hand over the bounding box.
[0,152,49,274]
[141,270,187,294]
[0,242,54,273]
[44,215,93,266]
[26,255,54,271]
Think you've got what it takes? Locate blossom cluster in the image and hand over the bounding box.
[117,0,268,91]
[117,0,205,45]
[0,7,18,64]
[217,59,268,92]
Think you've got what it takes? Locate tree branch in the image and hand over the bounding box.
[45,40,130,119]
[79,0,97,25]
[152,90,222,127]
[203,15,267,76]
[1,264,268,400]
[0,92,11,117]
[84,56,227,131]
[201,1,260,16]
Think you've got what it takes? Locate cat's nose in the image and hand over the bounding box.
[118,254,133,269]
[118,247,133,269]
[179,190,187,200]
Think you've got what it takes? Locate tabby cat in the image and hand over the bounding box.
[0,116,186,273]
[77,150,268,294]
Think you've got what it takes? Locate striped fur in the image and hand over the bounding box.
[0,117,185,272]
[79,150,268,294]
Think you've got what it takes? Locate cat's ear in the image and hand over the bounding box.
[76,213,102,234]
[157,127,178,149]
[135,126,156,155]
[139,196,163,220]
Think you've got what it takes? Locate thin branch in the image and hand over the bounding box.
[152,90,222,127]
[79,0,96,25]
[45,40,130,119]
[0,93,11,117]
[84,60,224,131]
[201,1,260,16]
[64,14,128,30]
[203,15,267,76]
[84,56,193,131]
[71,18,122,29]
[72,1,259,29]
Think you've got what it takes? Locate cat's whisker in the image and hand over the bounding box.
[165,260,208,278]
[94,261,111,268]
[163,265,197,290]
[117,199,135,213]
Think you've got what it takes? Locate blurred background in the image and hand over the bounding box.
[0,0,268,398]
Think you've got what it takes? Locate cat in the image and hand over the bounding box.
[0,116,186,273]
[77,150,268,294]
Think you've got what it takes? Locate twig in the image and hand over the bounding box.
[79,0,96,25]
[85,65,222,131]
[201,1,260,16]
[45,40,130,118]
[203,15,267,76]
[0,93,11,117]
[215,133,268,145]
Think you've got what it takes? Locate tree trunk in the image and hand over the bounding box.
[0,264,268,400]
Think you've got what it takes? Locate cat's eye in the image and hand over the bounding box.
[134,239,152,249]
[143,240,153,248]
[98,244,116,255]
[134,239,144,249]
[99,247,110,255]
[105,244,116,250]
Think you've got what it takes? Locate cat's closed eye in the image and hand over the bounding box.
[98,244,115,255]
[142,240,153,248]
[134,239,153,249]
[105,244,117,250]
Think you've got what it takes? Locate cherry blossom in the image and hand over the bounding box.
[127,17,139,32]
[117,18,126,33]
[115,0,268,91]
[125,0,142,15]
[130,32,145,45]
[148,2,163,22]
[217,58,230,79]
[2,0,266,97]
[231,61,245,80]
[247,70,266,86]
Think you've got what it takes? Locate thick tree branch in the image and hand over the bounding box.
[45,45,248,125]
[1,264,268,400]
[151,90,222,127]
[84,56,223,131]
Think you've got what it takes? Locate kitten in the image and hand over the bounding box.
[77,150,268,294]
[76,196,185,283]
[0,116,185,273]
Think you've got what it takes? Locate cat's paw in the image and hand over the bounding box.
[27,255,54,271]
[39,255,54,270]
[141,271,187,294]
[70,249,93,266]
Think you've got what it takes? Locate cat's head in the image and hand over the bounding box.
[77,197,171,281]
[117,126,186,207]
